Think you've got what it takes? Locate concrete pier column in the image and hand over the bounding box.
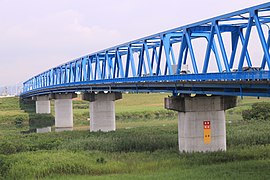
[34,95,52,133]
[165,95,237,152]
[53,93,77,132]
[35,95,51,114]
[82,92,122,132]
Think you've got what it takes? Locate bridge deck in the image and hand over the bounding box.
[21,71,270,98]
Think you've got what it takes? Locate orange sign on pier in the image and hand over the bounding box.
[203,120,211,144]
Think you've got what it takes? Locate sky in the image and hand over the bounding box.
[0,0,268,86]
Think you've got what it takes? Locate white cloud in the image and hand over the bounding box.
[0,9,123,85]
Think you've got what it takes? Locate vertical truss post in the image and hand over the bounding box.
[116,50,124,78]
[88,58,93,81]
[39,76,42,87]
[185,29,198,74]
[63,67,65,84]
[144,41,153,76]
[113,54,117,79]
[85,59,89,81]
[170,44,176,65]
[177,34,187,74]
[109,56,114,79]
[58,68,60,84]
[73,61,78,82]
[238,16,253,71]
[215,22,230,72]
[95,55,102,80]
[254,11,270,69]
[77,62,81,82]
[130,48,136,77]
[72,63,76,82]
[60,67,63,84]
[137,46,145,76]
[156,39,163,75]
[151,47,156,69]
[105,53,109,79]
[101,57,106,79]
[72,62,75,82]
[94,57,98,80]
[142,52,147,75]
[151,47,161,75]
[261,30,270,69]
[82,58,87,81]
[69,65,71,83]
[126,45,136,77]
[65,64,68,83]
[79,59,83,82]
[54,69,57,85]
[163,35,173,75]
[50,69,53,85]
[229,30,240,69]
[125,46,131,78]
[150,47,155,70]
[203,25,215,73]
[46,72,49,86]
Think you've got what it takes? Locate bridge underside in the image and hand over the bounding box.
[22,81,269,97]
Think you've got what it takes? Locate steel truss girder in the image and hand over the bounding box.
[22,3,270,98]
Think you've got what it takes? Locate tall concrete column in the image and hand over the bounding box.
[35,95,51,114]
[34,95,52,133]
[165,95,237,152]
[53,93,77,132]
[82,92,122,132]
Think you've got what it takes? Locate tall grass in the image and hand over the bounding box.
[2,151,126,179]
[0,96,270,179]
[2,145,270,180]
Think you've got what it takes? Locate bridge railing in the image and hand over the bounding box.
[23,2,270,94]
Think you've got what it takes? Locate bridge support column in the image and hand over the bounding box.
[34,95,52,133]
[35,95,51,114]
[165,95,237,152]
[53,93,77,132]
[82,92,122,132]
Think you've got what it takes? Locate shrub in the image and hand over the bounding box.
[242,102,270,121]
[0,142,17,155]
[29,114,55,129]
[0,140,31,155]
[116,110,177,121]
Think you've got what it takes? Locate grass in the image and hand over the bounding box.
[116,93,167,113]
[46,159,270,180]
[2,144,270,180]
[0,95,270,179]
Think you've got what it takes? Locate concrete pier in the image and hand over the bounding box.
[165,95,237,152]
[83,92,122,132]
[53,93,77,132]
[34,95,52,133]
[35,95,51,114]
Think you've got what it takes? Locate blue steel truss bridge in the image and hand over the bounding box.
[21,2,270,98]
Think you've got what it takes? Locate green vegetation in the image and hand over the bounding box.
[242,102,270,121]
[0,94,270,179]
